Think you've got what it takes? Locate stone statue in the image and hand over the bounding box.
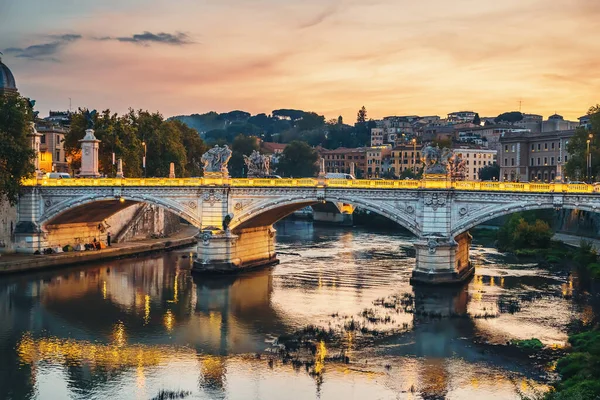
[421,144,447,174]
[447,153,466,180]
[243,150,271,178]
[83,109,97,129]
[201,145,233,175]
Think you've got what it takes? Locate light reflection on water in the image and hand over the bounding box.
[0,220,590,399]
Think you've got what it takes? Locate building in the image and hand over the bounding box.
[260,141,287,155]
[452,146,497,181]
[514,113,543,132]
[542,114,578,132]
[498,130,575,182]
[322,147,366,177]
[370,128,384,146]
[447,111,477,124]
[456,125,530,151]
[38,151,53,174]
[0,56,17,96]
[36,123,69,173]
[390,144,421,177]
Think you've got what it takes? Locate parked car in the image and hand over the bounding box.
[325,173,355,180]
[47,172,71,179]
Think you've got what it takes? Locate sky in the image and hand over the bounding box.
[1,0,599,122]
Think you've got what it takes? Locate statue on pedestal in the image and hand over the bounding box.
[243,150,271,178]
[422,145,448,175]
[201,145,233,176]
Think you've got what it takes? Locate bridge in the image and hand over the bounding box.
[15,176,600,284]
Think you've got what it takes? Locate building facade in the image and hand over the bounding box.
[390,144,422,177]
[447,111,477,124]
[498,130,575,182]
[36,124,69,173]
[452,146,497,181]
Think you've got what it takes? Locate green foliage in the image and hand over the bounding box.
[473,113,481,125]
[497,213,553,251]
[356,106,367,124]
[399,168,423,180]
[0,94,35,205]
[65,109,208,178]
[276,141,318,177]
[479,163,500,181]
[547,329,600,400]
[228,135,259,177]
[565,106,600,181]
[494,111,523,124]
[510,338,544,350]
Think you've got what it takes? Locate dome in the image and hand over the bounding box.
[0,57,17,92]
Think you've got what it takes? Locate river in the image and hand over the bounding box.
[0,220,594,400]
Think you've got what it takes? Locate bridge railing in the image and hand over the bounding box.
[20,177,600,193]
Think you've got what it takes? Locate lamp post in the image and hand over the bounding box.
[412,138,417,174]
[142,141,147,178]
[588,134,594,182]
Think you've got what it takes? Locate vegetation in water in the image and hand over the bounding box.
[497,212,554,252]
[509,338,544,351]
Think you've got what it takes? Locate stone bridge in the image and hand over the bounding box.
[16,177,600,284]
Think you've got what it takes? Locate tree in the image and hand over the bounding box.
[229,135,259,177]
[473,113,481,126]
[0,94,35,204]
[565,105,600,182]
[276,141,318,177]
[479,163,500,181]
[297,112,325,131]
[357,106,367,124]
[494,111,523,124]
[337,115,343,125]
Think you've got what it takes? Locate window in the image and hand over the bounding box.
[558,141,561,149]
[511,145,515,152]
[551,157,554,164]
[544,157,547,165]
[55,151,60,161]
[41,135,46,144]
[551,142,555,149]
[564,155,568,162]
[504,158,507,166]
[504,145,508,152]
[511,158,515,166]
[531,144,534,151]
[558,156,561,162]
[531,158,534,166]
[544,143,548,150]
[537,157,541,165]
[537,144,541,151]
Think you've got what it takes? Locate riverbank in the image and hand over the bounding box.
[0,226,198,274]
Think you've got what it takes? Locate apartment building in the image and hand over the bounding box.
[498,130,575,182]
[452,146,497,181]
[389,144,422,177]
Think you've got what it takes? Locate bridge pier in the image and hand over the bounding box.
[410,232,474,285]
[193,226,279,274]
[312,202,355,226]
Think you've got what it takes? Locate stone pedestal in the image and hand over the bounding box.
[193,226,278,274]
[410,232,474,285]
[79,129,101,177]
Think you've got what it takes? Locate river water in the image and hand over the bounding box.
[0,220,594,400]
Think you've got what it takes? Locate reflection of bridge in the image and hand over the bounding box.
[17,177,600,283]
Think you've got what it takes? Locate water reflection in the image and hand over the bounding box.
[0,220,595,399]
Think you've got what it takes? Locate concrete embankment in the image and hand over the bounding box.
[0,227,198,274]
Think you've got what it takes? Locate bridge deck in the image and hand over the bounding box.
[22,178,600,193]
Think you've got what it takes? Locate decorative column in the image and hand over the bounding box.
[350,162,355,177]
[116,159,124,178]
[169,162,175,178]
[79,129,101,177]
[27,122,42,177]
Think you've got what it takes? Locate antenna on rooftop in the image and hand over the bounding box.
[69,98,72,113]
[519,99,522,113]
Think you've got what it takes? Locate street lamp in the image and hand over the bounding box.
[588,134,594,182]
[142,141,147,178]
[412,138,417,174]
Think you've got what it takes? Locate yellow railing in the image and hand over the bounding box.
[20,177,600,194]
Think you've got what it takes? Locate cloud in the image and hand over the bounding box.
[3,34,81,61]
[298,5,338,29]
[102,31,192,46]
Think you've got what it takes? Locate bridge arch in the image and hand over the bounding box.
[452,202,600,238]
[230,195,420,236]
[39,194,202,229]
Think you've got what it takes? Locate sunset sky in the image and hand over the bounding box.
[1,0,598,122]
